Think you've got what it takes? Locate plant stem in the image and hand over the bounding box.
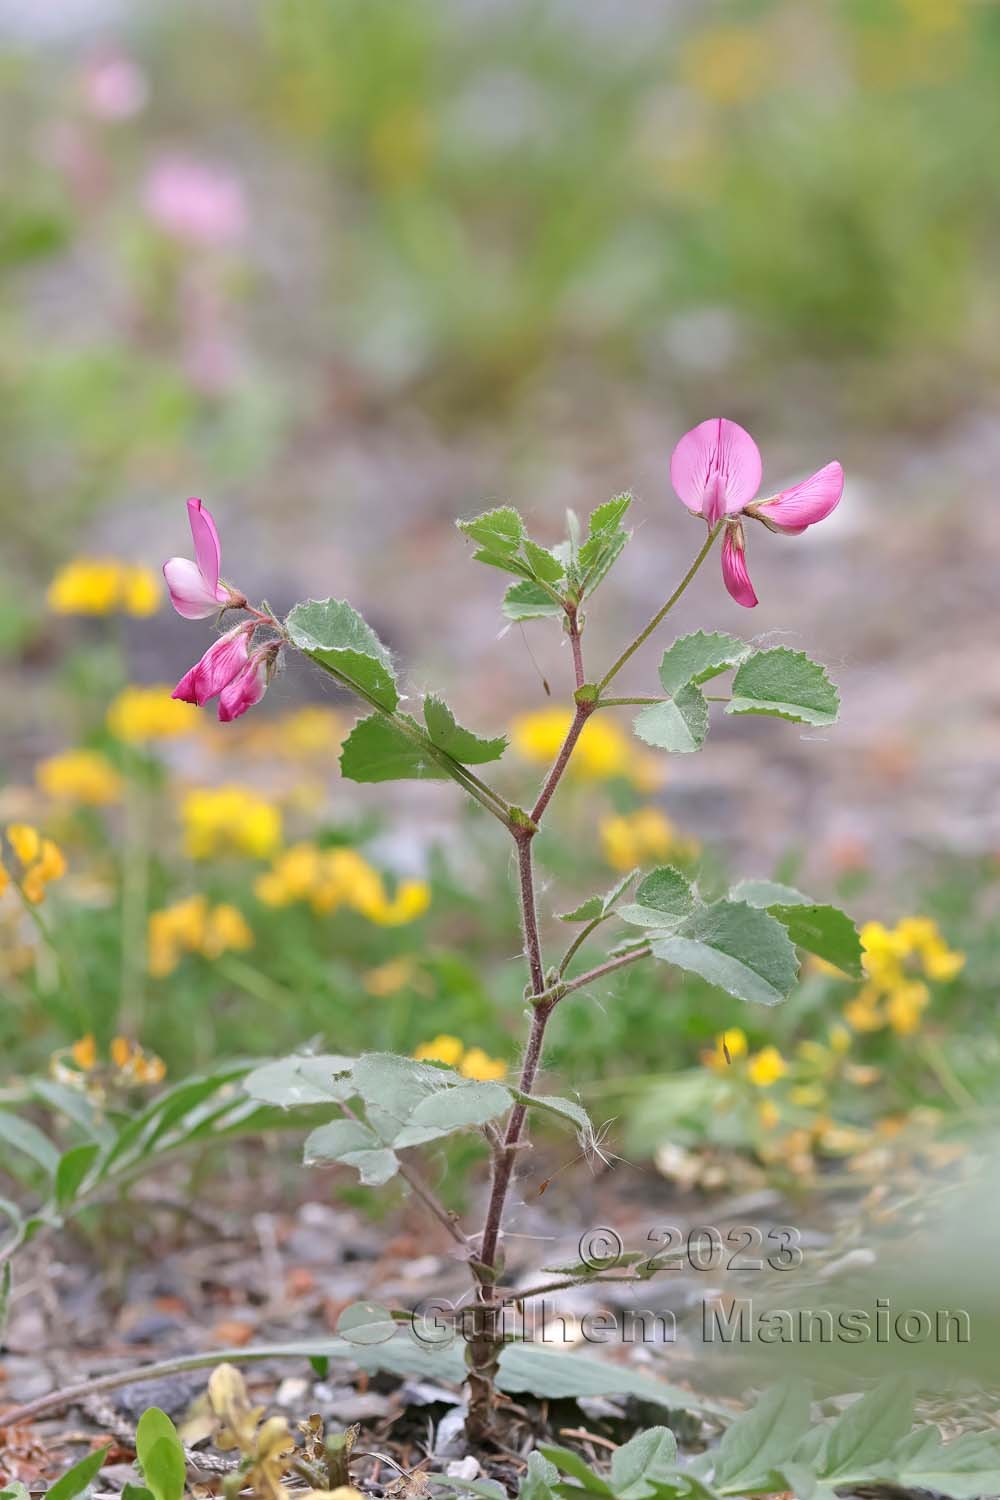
[559,946,652,998]
[566,603,585,690]
[596,523,721,693]
[558,914,607,976]
[529,702,593,824]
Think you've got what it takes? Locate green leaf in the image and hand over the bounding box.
[610,1427,679,1499]
[1,1485,31,1500]
[727,648,839,726]
[894,1427,1000,1499]
[423,697,507,764]
[618,867,695,928]
[557,869,639,923]
[519,1452,560,1500]
[633,685,709,754]
[55,1142,100,1210]
[46,1445,111,1500]
[522,539,566,584]
[340,713,449,783]
[351,1052,448,1125]
[818,1381,914,1481]
[515,1093,593,1144]
[577,494,632,596]
[712,1379,810,1492]
[244,1054,357,1108]
[538,1446,613,1495]
[731,881,862,977]
[286,598,398,711]
[658,631,751,696]
[136,1408,186,1500]
[336,1301,397,1346]
[121,1487,156,1500]
[651,900,799,1006]
[0,1262,11,1343]
[392,1081,513,1148]
[503,580,564,621]
[0,1111,59,1176]
[457,506,526,555]
[304,1122,400,1186]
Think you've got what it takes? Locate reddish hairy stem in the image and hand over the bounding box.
[559,945,651,997]
[566,603,585,690]
[530,702,593,825]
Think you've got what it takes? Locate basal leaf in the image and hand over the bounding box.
[503,580,564,621]
[336,1301,397,1346]
[55,1142,100,1210]
[651,900,799,1006]
[618,866,695,928]
[340,713,449,783]
[135,1408,186,1500]
[712,1379,810,1492]
[47,1445,111,1500]
[423,696,507,764]
[728,648,839,727]
[0,1112,59,1176]
[633,685,709,754]
[894,1428,1000,1500]
[538,1446,612,1495]
[610,1426,679,1499]
[819,1380,914,1481]
[658,631,751,696]
[286,598,398,710]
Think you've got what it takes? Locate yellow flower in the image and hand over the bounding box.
[0,865,8,898]
[37,749,124,806]
[413,1035,464,1066]
[701,1028,748,1070]
[363,878,431,927]
[510,709,663,789]
[181,786,282,860]
[108,686,194,743]
[757,1099,780,1131]
[203,903,254,958]
[71,1034,97,1071]
[47,558,161,617]
[48,558,124,615]
[599,807,699,872]
[886,980,930,1036]
[679,24,770,107]
[829,1025,851,1055]
[7,824,41,866]
[460,1047,507,1082]
[747,1046,787,1088]
[844,985,884,1032]
[277,706,344,759]
[120,565,162,617]
[364,957,417,996]
[111,1036,166,1085]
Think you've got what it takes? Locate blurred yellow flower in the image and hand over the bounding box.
[71,1033,97,1071]
[364,957,418,996]
[148,894,254,977]
[844,983,884,1032]
[108,685,195,743]
[0,865,8,898]
[4,825,67,905]
[757,1098,780,1131]
[278,706,345,759]
[412,1036,507,1080]
[254,843,430,926]
[679,25,770,107]
[701,1028,748,1070]
[110,1035,166,1084]
[413,1034,464,1066]
[848,915,963,1036]
[460,1047,508,1082]
[37,749,124,806]
[47,558,161,617]
[181,786,282,860]
[747,1046,787,1088]
[600,807,699,872]
[510,709,663,789]
[885,980,930,1036]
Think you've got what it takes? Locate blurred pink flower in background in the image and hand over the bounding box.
[143,157,247,247]
[670,417,843,608]
[82,50,149,121]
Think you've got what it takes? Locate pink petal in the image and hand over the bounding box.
[721,523,758,608]
[163,557,224,620]
[186,497,222,593]
[217,653,269,722]
[670,418,763,519]
[172,626,250,706]
[755,461,843,535]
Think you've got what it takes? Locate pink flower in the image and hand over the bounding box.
[163,498,244,620]
[82,51,148,121]
[670,418,843,608]
[218,648,272,723]
[172,624,252,707]
[143,158,246,248]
